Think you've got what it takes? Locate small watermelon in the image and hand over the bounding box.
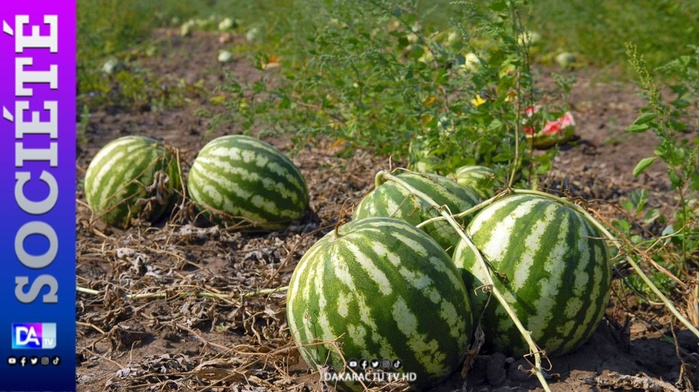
[84,135,182,229]
[187,135,308,231]
[449,165,500,199]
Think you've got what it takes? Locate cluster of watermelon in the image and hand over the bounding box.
[83,135,610,391]
[286,167,611,391]
[83,134,308,230]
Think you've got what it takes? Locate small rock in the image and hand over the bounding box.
[219,33,233,44]
[487,352,508,386]
[507,358,533,382]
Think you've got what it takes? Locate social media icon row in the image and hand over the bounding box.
[347,358,402,370]
[7,356,60,367]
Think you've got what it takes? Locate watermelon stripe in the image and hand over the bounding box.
[187,135,308,230]
[84,136,181,228]
[287,218,472,390]
[188,162,301,220]
[200,143,306,198]
[189,153,303,208]
[453,194,611,357]
[88,140,156,206]
[354,172,480,254]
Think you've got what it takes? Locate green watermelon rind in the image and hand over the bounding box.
[287,217,473,391]
[354,171,480,254]
[450,165,499,199]
[84,135,182,229]
[453,194,611,357]
[187,135,309,231]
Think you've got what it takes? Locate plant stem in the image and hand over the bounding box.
[416,190,508,229]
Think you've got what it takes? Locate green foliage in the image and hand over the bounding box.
[528,0,699,75]
[236,0,568,187]
[612,44,699,299]
[77,0,214,110]
[626,43,699,261]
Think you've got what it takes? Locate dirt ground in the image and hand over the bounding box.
[76,29,699,391]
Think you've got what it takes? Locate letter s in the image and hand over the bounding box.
[15,275,58,304]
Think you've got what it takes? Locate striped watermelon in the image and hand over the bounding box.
[452,194,611,357]
[187,135,308,231]
[287,217,472,391]
[449,165,500,199]
[84,135,182,229]
[354,172,480,254]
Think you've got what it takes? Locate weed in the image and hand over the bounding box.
[612,44,699,299]
[232,0,570,188]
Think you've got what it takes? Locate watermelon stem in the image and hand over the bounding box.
[416,189,509,229]
[378,170,553,392]
[512,189,699,340]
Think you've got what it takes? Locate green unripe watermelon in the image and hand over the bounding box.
[354,172,480,254]
[453,194,611,357]
[449,165,500,199]
[84,135,182,229]
[287,217,472,391]
[187,135,309,231]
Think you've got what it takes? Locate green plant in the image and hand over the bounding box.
[528,0,699,76]
[236,0,567,187]
[626,43,699,266]
[77,105,90,151]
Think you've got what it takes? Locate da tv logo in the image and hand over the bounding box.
[12,323,57,349]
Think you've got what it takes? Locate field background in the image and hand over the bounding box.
[76,1,699,391]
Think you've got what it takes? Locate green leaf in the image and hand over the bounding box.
[612,219,631,234]
[626,123,650,133]
[668,169,682,188]
[633,112,657,125]
[630,188,649,213]
[661,224,675,237]
[620,199,634,211]
[632,156,657,177]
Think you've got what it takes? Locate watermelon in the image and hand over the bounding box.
[187,135,308,231]
[354,172,480,254]
[287,217,472,391]
[523,106,576,149]
[84,135,182,229]
[449,165,499,199]
[407,135,439,173]
[453,194,611,357]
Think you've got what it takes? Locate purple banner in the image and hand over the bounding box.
[0,2,76,391]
